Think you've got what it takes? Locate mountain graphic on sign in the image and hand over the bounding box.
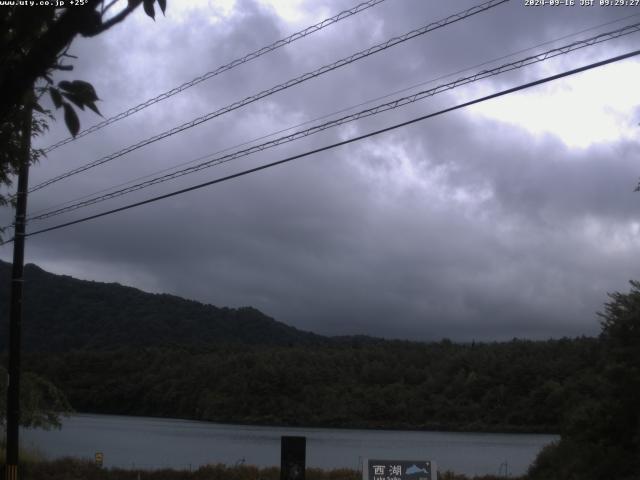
[406,465,428,475]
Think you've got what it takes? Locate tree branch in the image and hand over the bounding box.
[101,0,120,16]
[84,0,143,37]
[0,0,143,123]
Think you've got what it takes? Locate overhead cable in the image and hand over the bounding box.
[41,0,390,153]
[29,0,509,194]
[26,21,640,223]
[11,47,639,242]
[26,10,640,221]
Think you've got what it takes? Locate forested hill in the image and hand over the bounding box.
[0,260,324,351]
[1,259,616,436]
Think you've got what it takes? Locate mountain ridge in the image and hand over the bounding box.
[0,259,326,352]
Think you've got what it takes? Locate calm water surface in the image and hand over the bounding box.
[22,414,557,477]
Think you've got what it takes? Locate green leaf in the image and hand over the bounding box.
[62,92,86,111]
[58,80,72,92]
[70,80,99,102]
[59,80,98,102]
[143,0,155,20]
[157,0,166,14]
[86,101,102,117]
[62,102,80,137]
[49,88,63,109]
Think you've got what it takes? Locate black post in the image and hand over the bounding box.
[5,104,32,480]
[280,436,305,480]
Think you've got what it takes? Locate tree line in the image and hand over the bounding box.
[2,259,639,479]
[23,337,599,433]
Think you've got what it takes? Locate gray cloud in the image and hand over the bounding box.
[2,0,639,341]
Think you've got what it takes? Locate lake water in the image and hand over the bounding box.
[22,414,557,477]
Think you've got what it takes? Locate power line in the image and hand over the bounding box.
[26,20,640,221]
[26,11,640,220]
[28,0,509,194]
[25,21,640,223]
[10,47,638,242]
[41,0,389,154]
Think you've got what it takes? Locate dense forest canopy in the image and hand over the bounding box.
[2,261,639,479]
[24,337,599,433]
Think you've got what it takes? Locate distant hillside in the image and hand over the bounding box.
[0,260,324,352]
[1,261,609,435]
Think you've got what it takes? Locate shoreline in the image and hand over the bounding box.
[67,411,560,436]
[23,413,554,477]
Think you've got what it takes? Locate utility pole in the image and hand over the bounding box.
[5,103,32,480]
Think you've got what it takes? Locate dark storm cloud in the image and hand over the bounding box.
[2,0,639,341]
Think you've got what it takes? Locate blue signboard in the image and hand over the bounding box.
[364,459,435,480]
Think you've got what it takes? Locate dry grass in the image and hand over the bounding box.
[0,443,46,465]
[20,460,362,480]
[15,458,521,480]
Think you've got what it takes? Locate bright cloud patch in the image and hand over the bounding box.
[467,61,640,149]
[257,0,326,24]
[166,0,235,24]
[581,217,640,256]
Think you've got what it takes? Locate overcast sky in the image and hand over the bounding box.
[2,0,639,341]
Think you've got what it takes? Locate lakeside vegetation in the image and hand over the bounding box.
[2,262,639,479]
[15,458,512,480]
[0,442,514,480]
[24,338,597,433]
